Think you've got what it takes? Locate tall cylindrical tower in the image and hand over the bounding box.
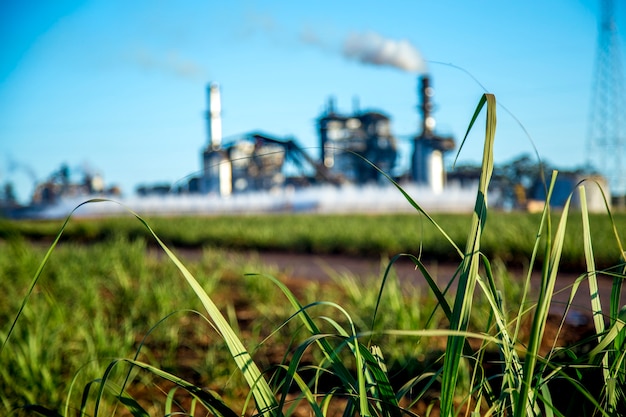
[206,82,223,149]
[419,75,436,137]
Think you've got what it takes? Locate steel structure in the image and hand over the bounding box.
[199,76,457,196]
[587,0,626,200]
[317,100,398,185]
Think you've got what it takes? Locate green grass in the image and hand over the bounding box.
[0,238,467,415]
[1,93,625,416]
[2,211,624,270]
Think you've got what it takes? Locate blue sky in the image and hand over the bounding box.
[0,0,617,203]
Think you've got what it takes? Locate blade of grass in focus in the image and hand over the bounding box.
[515,173,569,417]
[440,93,496,417]
[252,272,403,417]
[580,184,626,414]
[125,212,280,415]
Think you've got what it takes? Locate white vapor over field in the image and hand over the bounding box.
[22,184,477,219]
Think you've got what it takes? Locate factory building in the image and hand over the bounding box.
[197,83,341,196]
[201,82,289,196]
[197,75,455,196]
[8,75,612,220]
[317,100,398,184]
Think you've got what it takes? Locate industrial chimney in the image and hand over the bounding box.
[412,75,455,193]
[206,82,222,149]
[201,82,232,196]
[419,75,435,137]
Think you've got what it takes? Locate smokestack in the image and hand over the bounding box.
[206,82,222,148]
[419,75,435,137]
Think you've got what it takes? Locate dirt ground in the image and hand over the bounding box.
[249,250,624,321]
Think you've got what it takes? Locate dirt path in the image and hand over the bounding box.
[255,252,623,320]
[174,248,624,326]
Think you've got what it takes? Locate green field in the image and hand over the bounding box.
[1,211,625,269]
[0,232,464,415]
[0,208,625,415]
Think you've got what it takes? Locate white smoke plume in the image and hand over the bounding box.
[343,31,426,73]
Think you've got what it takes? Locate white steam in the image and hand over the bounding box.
[343,31,426,73]
[22,184,477,219]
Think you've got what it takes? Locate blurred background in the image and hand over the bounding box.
[1,0,624,216]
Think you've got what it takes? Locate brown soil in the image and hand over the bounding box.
[238,250,624,323]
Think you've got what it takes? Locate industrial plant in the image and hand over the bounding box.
[1,74,612,219]
[190,75,456,198]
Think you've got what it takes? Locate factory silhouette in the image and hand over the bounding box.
[188,75,453,198]
[3,75,609,219]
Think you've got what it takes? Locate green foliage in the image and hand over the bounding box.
[3,212,625,270]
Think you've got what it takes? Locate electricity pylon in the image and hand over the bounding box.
[587,0,626,202]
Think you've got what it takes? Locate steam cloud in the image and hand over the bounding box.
[26,184,476,219]
[343,31,426,73]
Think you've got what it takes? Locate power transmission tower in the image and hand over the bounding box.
[587,0,626,203]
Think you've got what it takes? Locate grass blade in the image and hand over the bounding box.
[440,93,496,417]
[132,215,278,414]
[515,173,570,417]
[579,185,606,340]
